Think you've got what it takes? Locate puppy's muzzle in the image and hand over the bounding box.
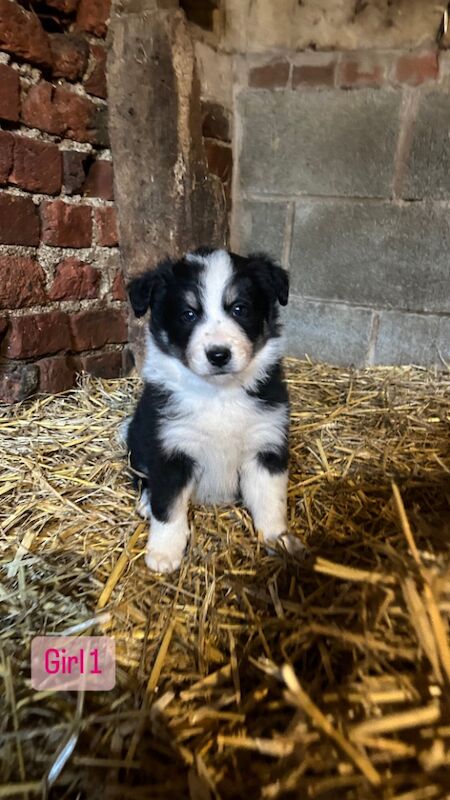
[206,346,232,368]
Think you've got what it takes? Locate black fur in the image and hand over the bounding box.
[126,383,196,522]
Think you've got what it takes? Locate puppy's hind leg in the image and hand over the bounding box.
[145,453,195,573]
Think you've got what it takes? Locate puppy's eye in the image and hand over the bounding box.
[181,309,198,323]
[231,303,248,319]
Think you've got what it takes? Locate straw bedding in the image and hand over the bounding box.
[1,358,450,799]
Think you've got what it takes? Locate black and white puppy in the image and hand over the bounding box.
[123,247,290,573]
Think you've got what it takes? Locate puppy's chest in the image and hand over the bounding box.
[160,389,282,504]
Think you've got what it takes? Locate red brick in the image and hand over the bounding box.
[62,149,89,195]
[83,160,113,200]
[75,0,110,37]
[396,51,438,86]
[41,200,92,247]
[49,257,99,300]
[292,63,335,88]
[0,0,52,67]
[95,206,118,246]
[21,82,63,136]
[49,33,88,81]
[111,270,126,301]
[45,0,80,12]
[22,81,98,143]
[0,363,38,403]
[84,44,106,99]
[38,355,76,394]
[0,255,47,309]
[9,135,62,194]
[69,307,127,351]
[0,63,19,122]
[0,130,13,183]
[4,312,70,358]
[249,59,290,89]
[338,60,383,88]
[0,193,39,245]
[79,349,123,378]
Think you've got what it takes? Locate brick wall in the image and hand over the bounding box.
[0,0,129,403]
[233,46,450,367]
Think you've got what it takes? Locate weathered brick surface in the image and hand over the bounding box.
[234,200,287,263]
[84,44,107,98]
[49,257,99,300]
[401,91,450,200]
[79,349,123,378]
[0,63,19,122]
[75,0,110,37]
[9,135,62,194]
[0,0,125,394]
[292,63,335,88]
[0,193,39,245]
[249,59,290,89]
[38,355,76,393]
[0,0,52,67]
[0,130,13,183]
[291,200,450,313]
[4,312,70,358]
[62,150,89,195]
[41,200,92,247]
[83,160,113,200]
[49,33,88,81]
[111,271,126,300]
[0,363,39,403]
[69,308,127,351]
[338,59,384,88]
[95,206,118,246]
[284,296,373,366]
[0,255,47,308]
[396,50,438,86]
[239,89,401,197]
[22,82,98,143]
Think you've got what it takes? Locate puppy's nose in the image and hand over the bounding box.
[206,346,231,368]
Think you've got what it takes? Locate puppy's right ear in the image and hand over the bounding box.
[127,260,172,318]
[127,271,158,318]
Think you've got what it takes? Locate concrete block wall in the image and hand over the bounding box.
[0,0,130,403]
[233,48,450,367]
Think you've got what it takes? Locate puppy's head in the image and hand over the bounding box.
[127,248,288,378]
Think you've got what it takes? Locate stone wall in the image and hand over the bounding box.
[233,46,450,366]
[0,0,129,403]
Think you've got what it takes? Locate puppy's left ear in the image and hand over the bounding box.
[249,253,289,306]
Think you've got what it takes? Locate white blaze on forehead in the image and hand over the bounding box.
[186,249,233,319]
[185,249,253,377]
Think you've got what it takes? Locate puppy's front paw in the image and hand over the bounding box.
[145,520,190,573]
[264,532,307,558]
[145,547,184,573]
[137,489,151,520]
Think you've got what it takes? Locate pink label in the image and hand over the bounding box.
[31,636,115,691]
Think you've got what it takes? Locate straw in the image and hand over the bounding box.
[0,359,449,798]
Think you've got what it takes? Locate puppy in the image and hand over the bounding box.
[123,247,290,573]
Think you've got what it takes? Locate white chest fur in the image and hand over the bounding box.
[162,385,287,503]
[143,335,288,505]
